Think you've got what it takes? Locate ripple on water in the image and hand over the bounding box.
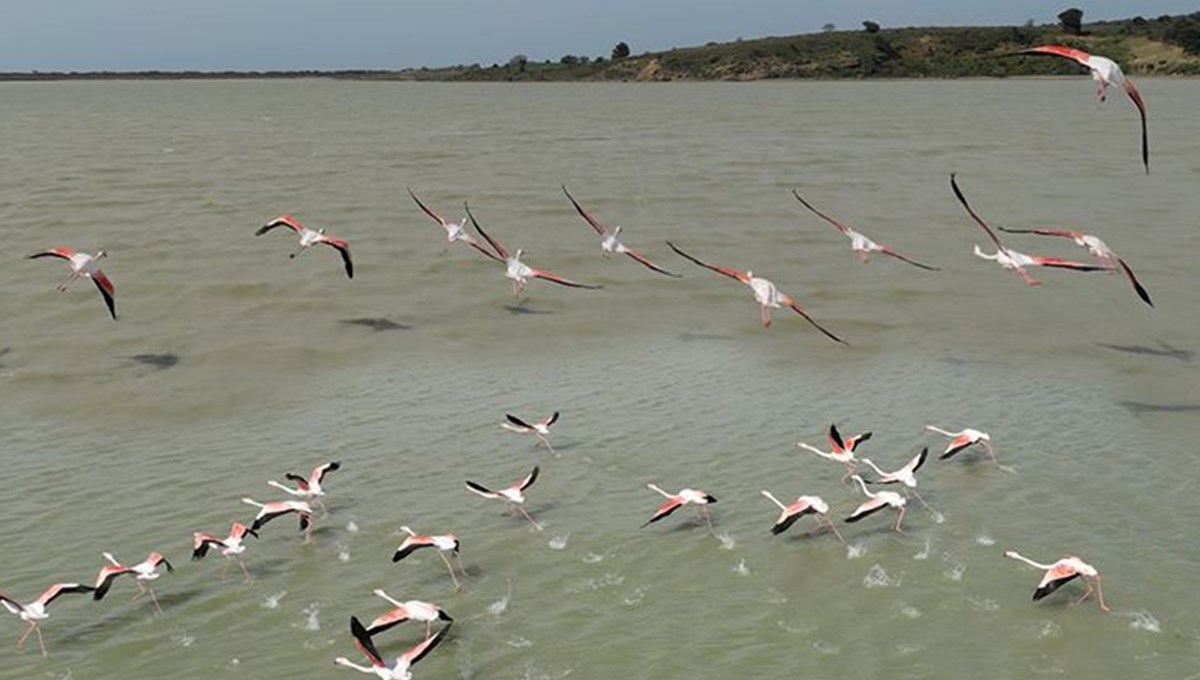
[262,591,287,609]
[863,564,899,588]
[1125,611,1161,633]
[548,533,569,550]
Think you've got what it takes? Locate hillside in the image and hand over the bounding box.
[378,12,1200,82]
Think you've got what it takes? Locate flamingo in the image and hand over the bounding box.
[0,583,95,656]
[267,460,341,515]
[366,589,452,639]
[242,498,314,543]
[925,425,996,464]
[798,423,872,483]
[845,474,907,532]
[192,521,258,581]
[96,551,173,614]
[791,191,938,270]
[500,412,558,453]
[464,202,601,296]
[666,241,845,343]
[859,447,939,514]
[28,247,117,320]
[642,483,717,532]
[760,490,844,541]
[392,526,464,590]
[950,174,1106,286]
[561,185,681,277]
[1018,44,1148,173]
[465,465,542,530]
[255,214,354,279]
[334,615,450,679]
[407,188,495,257]
[996,226,1152,307]
[1003,550,1110,612]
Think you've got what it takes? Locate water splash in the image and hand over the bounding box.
[975,534,995,546]
[930,510,946,524]
[345,520,360,533]
[507,637,533,648]
[812,640,840,654]
[336,544,351,562]
[968,597,999,612]
[900,604,923,619]
[733,559,750,576]
[715,532,735,550]
[863,564,899,588]
[1037,620,1062,638]
[488,584,513,616]
[262,591,288,609]
[1125,611,1161,633]
[548,533,569,550]
[171,633,196,647]
[582,553,604,564]
[941,553,966,581]
[623,586,649,606]
[846,542,866,559]
[913,537,931,560]
[564,573,625,594]
[302,603,320,631]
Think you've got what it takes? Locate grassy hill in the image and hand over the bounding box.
[379,12,1200,82]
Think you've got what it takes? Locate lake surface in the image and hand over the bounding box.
[0,78,1197,679]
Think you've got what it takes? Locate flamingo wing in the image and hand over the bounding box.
[408,187,451,227]
[996,226,1079,239]
[392,537,431,562]
[529,267,601,289]
[515,465,539,492]
[312,461,341,485]
[465,480,501,499]
[191,533,224,559]
[845,497,890,523]
[950,174,1007,252]
[463,202,508,260]
[791,190,853,236]
[399,621,451,666]
[38,583,95,607]
[878,247,940,271]
[1027,255,1106,271]
[1033,565,1081,601]
[284,473,312,491]
[28,247,77,261]
[905,447,929,474]
[642,497,686,526]
[349,616,387,668]
[939,435,975,460]
[786,301,847,345]
[1122,79,1149,173]
[561,185,610,236]
[91,271,118,320]
[827,424,847,454]
[666,241,749,283]
[319,237,354,279]
[1115,258,1153,307]
[620,245,682,278]
[255,215,305,236]
[1019,44,1092,66]
[365,607,411,636]
[505,413,534,430]
[542,411,560,427]
[770,512,804,535]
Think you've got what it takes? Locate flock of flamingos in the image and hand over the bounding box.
[8,44,1148,676]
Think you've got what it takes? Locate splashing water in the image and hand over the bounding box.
[623,586,649,606]
[548,533,569,550]
[488,584,513,616]
[171,633,196,647]
[302,603,320,631]
[733,559,750,576]
[863,564,899,588]
[1125,611,1161,633]
[507,637,533,648]
[968,597,1000,612]
[901,604,923,619]
[345,520,359,533]
[941,553,966,581]
[812,640,840,655]
[846,542,866,559]
[715,532,735,550]
[913,537,931,560]
[582,552,604,564]
[262,591,288,609]
[975,534,996,546]
[336,544,351,562]
[931,510,946,524]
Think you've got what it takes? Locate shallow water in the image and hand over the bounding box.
[0,78,1197,679]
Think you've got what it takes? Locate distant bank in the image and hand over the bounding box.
[4,13,1199,82]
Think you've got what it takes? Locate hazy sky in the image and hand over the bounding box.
[0,1,1195,71]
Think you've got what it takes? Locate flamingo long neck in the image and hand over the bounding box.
[1005,551,1054,570]
[851,476,875,498]
[102,552,121,566]
[333,658,376,674]
[241,498,265,508]
[646,484,670,498]
[400,526,415,537]
[760,490,787,510]
[860,459,887,476]
[375,590,403,607]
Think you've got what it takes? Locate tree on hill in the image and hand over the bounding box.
[863,20,881,33]
[822,23,836,32]
[612,41,631,60]
[1058,7,1084,34]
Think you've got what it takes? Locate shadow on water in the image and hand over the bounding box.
[126,353,181,370]
[1097,340,1194,363]
[678,332,734,342]
[504,299,554,315]
[340,317,413,332]
[1118,401,1200,415]
[0,346,9,368]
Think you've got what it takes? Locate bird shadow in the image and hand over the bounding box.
[1097,340,1194,363]
[125,352,181,370]
[340,317,413,332]
[1117,400,1200,415]
[60,586,210,640]
[504,299,554,315]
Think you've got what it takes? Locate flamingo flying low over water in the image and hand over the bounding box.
[846,474,907,532]
[561,185,681,277]
[465,465,542,530]
[28,247,117,320]
[334,615,451,679]
[256,214,354,279]
[242,498,315,543]
[1003,550,1111,612]
[366,589,452,639]
[465,202,601,296]
[393,526,465,590]
[267,460,341,515]
[666,241,846,343]
[791,191,938,270]
[192,521,258,581]
[925,425,996,464]
[798,423,872,483]
[859,447,939,515]
[950,175,1106,286]
[500,412,558,453]
[996,226,1153,307]
[642,483,718,532]
[96,551,173,614]
[760,490,844,541]
[0,583,95,656]
[408,188,495,257]
[1018,44,1149,173]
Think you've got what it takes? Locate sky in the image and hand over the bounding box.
[0,1,1196,72]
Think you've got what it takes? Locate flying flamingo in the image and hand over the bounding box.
[366,589,452,639]
[666,241,845,343]
[925,425,997,464]
[242,498,314,543]
[996,226,1152,307]
[1018,44,1148,173]
[950,174,1106,286]
[465,465,542,530]
[642,483,718,532]
[760,490,844,541]
[791,191,938,270]
[464,202,601,296]
[1003,550,1111,612]
[859,447,939,515]
[96,551,173,614]
[561,185,681,277]
[845,475,907,532]
[393,526,465,590]
[500,412,558,453]
[0,583,95,656]
[798,423,872,483]
[407,188,495,257]
[255,214,354,279]
[267,460,341,515]
[192,521,258,581]
[28,247,117,320]
[334,615,451,679]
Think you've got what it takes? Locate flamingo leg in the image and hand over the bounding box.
[130,581,147,602]
[220,558,231,579]
[515,505,543,531]
[148,587,164,616]
[910,488,939,515]
[980,441,999,466]
[238,557,252,583]
[760,305,772,328]
[700,505,715,534]
[820,515,846,543]
[840,462,857,484]
[856,250,870,264]
[1075,582,1094,605]
[56,271,81,292]
[1016,267,1041,286]
[538,434,555,455]
[16,621,35,649]
[893,506,907,533]
[34,625,46,657]
[289,243,308,260]
[303,522,314,544]
[425,620,432,639]
[1093,576,1111,613]
[438,551,462,590]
